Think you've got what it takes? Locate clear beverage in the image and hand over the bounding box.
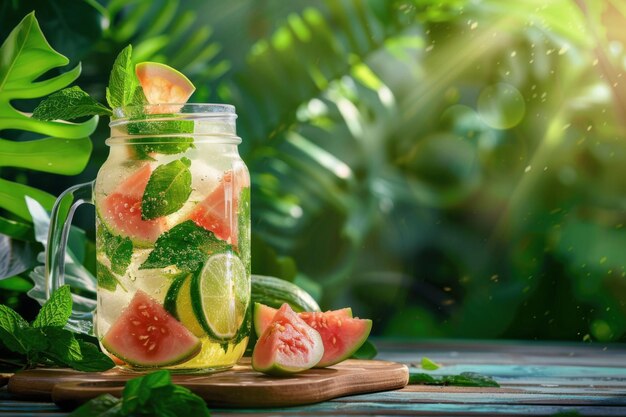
[93,104,250,372]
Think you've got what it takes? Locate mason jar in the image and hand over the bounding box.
[46,104,251,373]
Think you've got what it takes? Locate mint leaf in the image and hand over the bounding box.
[126,119,195,160]
[32,284,72,328]
[32,86,111,121]
[147,384,210,416]
[139,220,227,272]
[121,370,210,417]
[408,371,499,387]
[442,372,499,387]
[106,45,146,109]
[97,261,126,292]
[73,339,117,372]
[408,372,437,384]
[121,370,172,413]
[40,327,114,372]
[127,120,194,135]
[68,394,122,417]
[421,357,440,371]
[19,327,48,352]
[102,229,133,275]
[0,304,28,354]
[141,157,192,219]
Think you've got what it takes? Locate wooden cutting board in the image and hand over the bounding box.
[8,358,408,408]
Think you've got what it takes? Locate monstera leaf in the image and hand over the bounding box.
[0,12,96,242]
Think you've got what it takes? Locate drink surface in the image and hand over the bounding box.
[94,116,250,372]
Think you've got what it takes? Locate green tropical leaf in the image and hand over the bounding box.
[0,12,96,221]
[103,0,227,90]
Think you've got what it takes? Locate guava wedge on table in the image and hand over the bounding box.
[100,164,167,246]
[101,290,201,367]
[253,302,372,368]
[252,303,324,375]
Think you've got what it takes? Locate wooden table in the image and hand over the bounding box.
[2,340,626,416]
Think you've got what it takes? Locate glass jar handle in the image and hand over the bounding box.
[45,181,95,334]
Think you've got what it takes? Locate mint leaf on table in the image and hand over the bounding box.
[32,86,112,120]
[0,305,29,354]
[121,370,172,412]
[122,370,210,417]
[409,371,500,387]
[32,284,72,328]
[421,357,440,371]
[68,394,122,417]
[97,261,126,292]
[139,220,227,272]
[106,45,146,109]
[141,157,192,219]
[70,370,210,417]
[102,229,133,275]
[0,285,115,372]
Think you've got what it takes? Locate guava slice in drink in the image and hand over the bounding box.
[252,303,324,375]
[253,302,371,368]
[253,302,352,337]
[135,62,195,113]
[100,164,167,246]
[189,169,249,246]
[101,290,201,367]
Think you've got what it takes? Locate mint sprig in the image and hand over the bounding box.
[0,285,114,372]
[106,45,147,109]
[32,46,147,124]
[139,220,228,272]
[32,86,112,120]
[141,157,192,219]
[69,370,211,417]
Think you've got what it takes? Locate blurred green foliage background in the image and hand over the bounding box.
[1,0,626,342]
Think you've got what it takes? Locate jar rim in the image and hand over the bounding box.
[110,103,237,125]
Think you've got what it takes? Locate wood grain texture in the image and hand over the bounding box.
[8,359,409,408]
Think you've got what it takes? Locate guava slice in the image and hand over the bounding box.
[301,310,372,367]
[189,169,249,246]
[253,302,352,337]
[253,302,371,368]
[135,62,195,113]
[101,164,167,246]
[101,290,201,367]
[252,303,324,375]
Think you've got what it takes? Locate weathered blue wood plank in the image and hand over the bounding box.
[332,389,626,406]
[211,403,626,416]
[408,364,626,379]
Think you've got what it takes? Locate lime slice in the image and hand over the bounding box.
[164,274,205,337]
[191,253,249,340]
